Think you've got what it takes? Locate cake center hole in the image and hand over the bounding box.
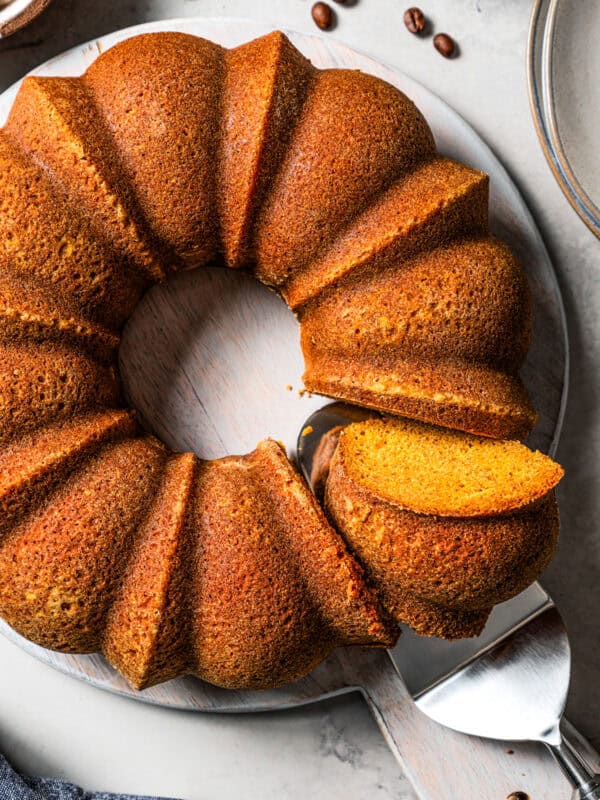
[120,267,327,460]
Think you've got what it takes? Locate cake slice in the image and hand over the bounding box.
[0,340,121,443]
[300,236,536,439]
[6,76,168,282]
[322,418,564,638]
[85,33,225,269]
[284,157,489,309]
[188,440,396,690]
[254,68,435,287]
[0,132,145,330]
[103,452,197,689]
[0,409,136,535]
[219,31,314,268]
[0,436,166,652]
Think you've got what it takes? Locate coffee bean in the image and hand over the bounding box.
[506,793,530,800]
[312,2,335,30]
[403,7,426,34]
[434,32,456,58]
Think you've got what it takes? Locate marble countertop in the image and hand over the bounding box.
[0,1,598,797]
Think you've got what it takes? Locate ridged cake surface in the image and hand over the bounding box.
[301,237,535,438]
[219,30,314,268]
[0,434,167,652]
[189,440,395,689]
[0,31,560,690]
[0,132,145,329]
[84,33,224,269]
[7,76,166,282]
[0,411,137,534]
[103,452,198,689]
[0,341,120,443]
[284,156,489,309]
[255,68,435,287]
[0,272,120,361]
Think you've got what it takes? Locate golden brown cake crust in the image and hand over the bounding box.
[85,32,225,269]
[0,272,120,362]
[103,452,197,689]
[0,410,137,542]
[255,67,435,287]
[0,341,120,444]
[0,132,145,331]
[7,76,168,282]
[0,436,167,652]
[188,440,396,690]
[219,31,315,268]
[285,156,489,309]
[301,237,536,439]
[0,30,555,689]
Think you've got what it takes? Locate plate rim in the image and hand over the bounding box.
[527,0,600,240]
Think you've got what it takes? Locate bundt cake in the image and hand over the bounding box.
[318,418,563,638]
[0,30,556,690]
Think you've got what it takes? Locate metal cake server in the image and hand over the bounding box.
[297,402,600,800]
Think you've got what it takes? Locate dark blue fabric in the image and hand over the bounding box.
[0,755,177,800]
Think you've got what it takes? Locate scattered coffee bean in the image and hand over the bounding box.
[433,32,456,58]
[403,7,426,34]
[312,2,335,30]
[506,793,530,800]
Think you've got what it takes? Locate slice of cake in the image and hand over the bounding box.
[320,417,564,638]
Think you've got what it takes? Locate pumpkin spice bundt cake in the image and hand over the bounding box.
[0,30,560,690]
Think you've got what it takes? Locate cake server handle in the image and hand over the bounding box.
[548,728,600,800]
[335,647,573,800]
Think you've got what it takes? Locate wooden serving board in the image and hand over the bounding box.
[0,18,572,800]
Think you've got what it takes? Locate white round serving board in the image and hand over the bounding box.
[0,17,568,713]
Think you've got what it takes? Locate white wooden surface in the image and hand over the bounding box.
[0,16,572,800]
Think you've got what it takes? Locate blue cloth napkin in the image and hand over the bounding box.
[0,755,176,800]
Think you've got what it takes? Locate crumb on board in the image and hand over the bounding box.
[298,388,312,398]
[301,425,314,437]
[285,384,293,391]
